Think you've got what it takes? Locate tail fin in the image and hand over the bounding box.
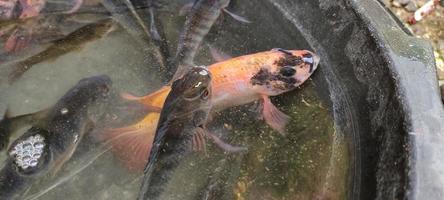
[120,86,170,109]
[96,113,160,172]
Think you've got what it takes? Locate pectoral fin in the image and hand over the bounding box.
[261,95,289,134]
[206,131,247,153]
[192,128,207,154]
[95,114,158,172]
[222,9,251,23]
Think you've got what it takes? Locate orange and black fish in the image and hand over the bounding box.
[0,75,112,200]
[138,66,212,200]
[100,48,320,171]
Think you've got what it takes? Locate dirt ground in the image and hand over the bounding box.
[383,0,444,80]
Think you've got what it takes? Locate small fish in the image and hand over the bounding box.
[171,0,249,80]
[137,66,212,200]
[0,0,19,20]
[101,0,170,73]
[0,13,108,65]
[0,75,112,200]
[100,48,320,171]
[18,0,45,19]
[5,18,114,83]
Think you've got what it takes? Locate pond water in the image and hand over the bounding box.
[0,1,349,199]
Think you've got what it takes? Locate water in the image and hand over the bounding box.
[0,1,349,199]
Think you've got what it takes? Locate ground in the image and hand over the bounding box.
[383,0,444,81]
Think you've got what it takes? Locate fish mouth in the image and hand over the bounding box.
[302,51,320,73]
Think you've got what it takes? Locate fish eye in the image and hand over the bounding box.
[200,88,209,100]
[280,67,296,77]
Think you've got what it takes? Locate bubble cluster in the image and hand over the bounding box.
[9,134,46,170]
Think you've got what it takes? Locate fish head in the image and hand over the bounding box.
[55,75,112,123]
[251,48,319,96]
[165,66,212,128]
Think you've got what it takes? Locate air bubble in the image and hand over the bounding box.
[29,160,38,167]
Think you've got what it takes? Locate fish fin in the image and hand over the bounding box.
[7,62,31,83]
[64,0,83,14]
[179,2,194,16]
[0,108,51,151]
[2,108,50,132]
[121,92,145,101]
[0,109,12,150]
[222,9,251,23]
[97,115,158,172]
[208,44,232,62]
[120,87,169,108]
[192,128,207,154]
[51,142,78,177]
[206,131,247,153]
[261,95,289,134]
[4,27,32,53]
[120,92,163,112]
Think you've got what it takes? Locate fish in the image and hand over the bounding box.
[143,0,171,77]
[18,0,45,19]
[171,0,249,80]
[0,0,19,20]
[137,66,213,200]
[101,0,170,74]
[0,13,109,66]
[4,18,114,83]
[0,75,112,200]
[100,48,320,171]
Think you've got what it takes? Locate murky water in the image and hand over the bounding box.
[0,1,349,199]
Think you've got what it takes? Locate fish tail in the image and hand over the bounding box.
[96,117,157,172]
[120,86,168,107]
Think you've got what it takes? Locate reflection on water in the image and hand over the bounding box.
[0,1,349,199]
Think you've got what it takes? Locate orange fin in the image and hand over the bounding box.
[97,115,158,172]
[261,95,289,134]
[120,86,170,109]
[121,92,144,101]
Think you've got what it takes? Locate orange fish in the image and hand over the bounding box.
[100,48,320,171]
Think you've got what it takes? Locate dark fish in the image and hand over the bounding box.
[0,75,112,200]
[171,0,249,80]
[138,66,212,200]
[101,0,170,74]
[139,0,171,76]
[5,18,114,83]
